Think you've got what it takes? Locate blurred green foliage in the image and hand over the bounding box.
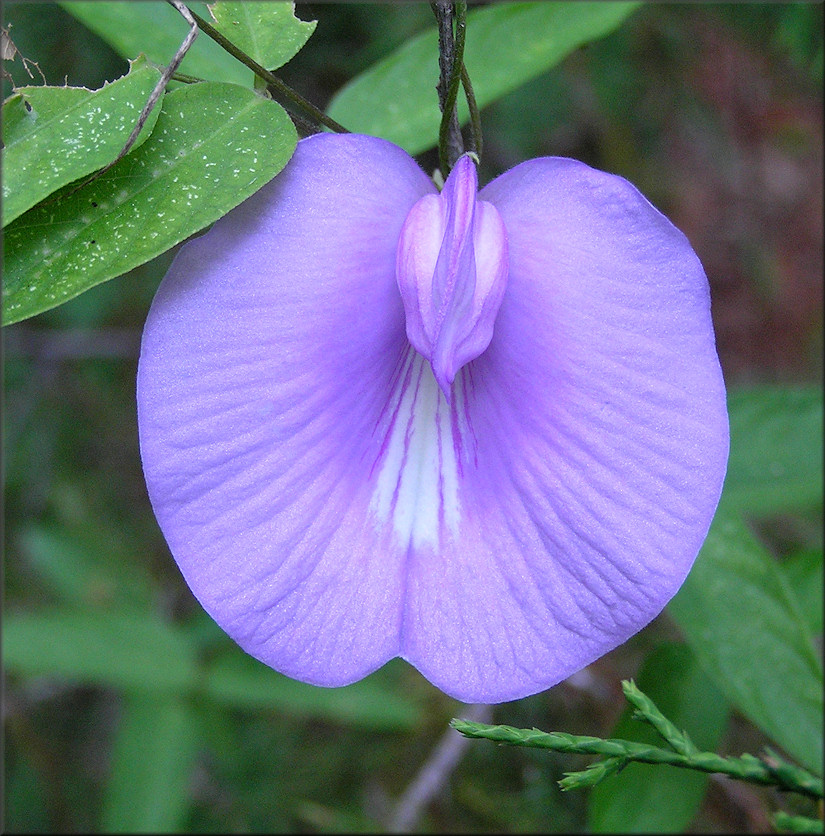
[3,2,822,833]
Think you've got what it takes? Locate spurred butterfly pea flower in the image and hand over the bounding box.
[137,133,728,703]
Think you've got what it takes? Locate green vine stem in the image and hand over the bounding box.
[432,0,468,176]
[451,680,823,801]
[460,62,482,161]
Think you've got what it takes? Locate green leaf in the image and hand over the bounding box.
[16,522,154,611]
[4,758,51,833]
[3,81,296,325]
[2,610,199,693]
[782,549,824,636]
[668,509,824,774]
[209,1,315,71]
[2,58,162,227]
[723,386,823,516]
[59,1,250,86]
[101,694,199,833]
[774,811,825,834]
[327,1,640,154]
[203,652,422,731]
[588,643,729,833]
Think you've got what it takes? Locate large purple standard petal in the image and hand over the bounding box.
[138,134,435,686]
[139,136,728,702]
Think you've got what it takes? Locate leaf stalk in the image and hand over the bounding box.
[177,2,349,135]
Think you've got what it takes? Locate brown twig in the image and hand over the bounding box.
[388,703,493,832]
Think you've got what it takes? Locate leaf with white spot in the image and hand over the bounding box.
[209,1,316,71]
[2,82,296,326]
[2,57,163,227]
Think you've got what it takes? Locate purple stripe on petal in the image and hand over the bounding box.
[369,346,472,550]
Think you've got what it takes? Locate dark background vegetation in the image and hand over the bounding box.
[3,2,822,832]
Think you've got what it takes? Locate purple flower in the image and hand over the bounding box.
[137,133,728,703]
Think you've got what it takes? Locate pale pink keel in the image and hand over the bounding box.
[396,154,508,397]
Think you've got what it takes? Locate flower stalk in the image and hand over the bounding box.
[432,0,465,175]
[431,0,483,176]
[461,62,482,160]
